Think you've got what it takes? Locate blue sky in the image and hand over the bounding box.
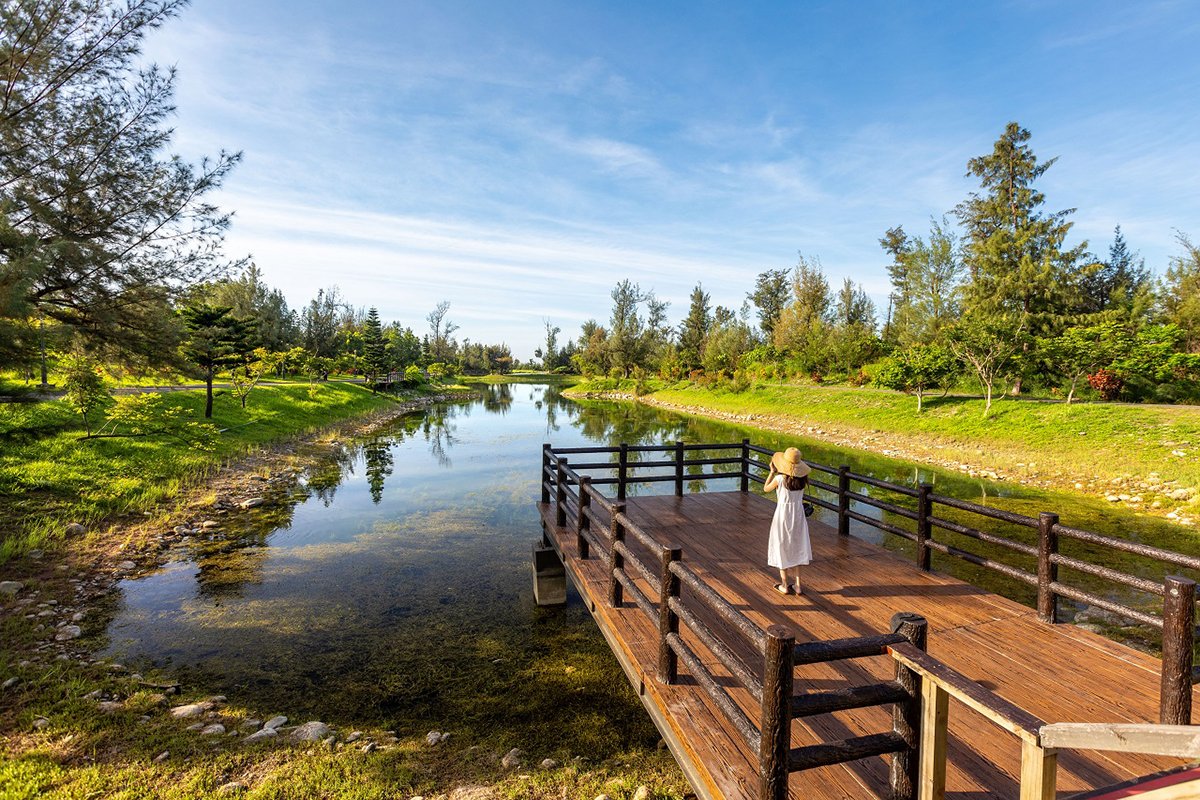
[146,1,1200,358]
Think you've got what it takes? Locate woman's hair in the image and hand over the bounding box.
[783,474,807,491]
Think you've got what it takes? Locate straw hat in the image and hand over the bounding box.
[770,447,811,478]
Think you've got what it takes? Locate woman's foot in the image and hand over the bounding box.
[794,584,803,595]
[774,583,792,595]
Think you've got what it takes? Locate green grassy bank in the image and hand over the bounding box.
[568,378,1200,518]
[0,383,425,562]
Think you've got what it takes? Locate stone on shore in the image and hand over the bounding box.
[0,581,24,595]
[240,497,265,509]
[291,721,330,741]
[500,748,523,769]
[263,715,287,730]
[55,625,82,641]
[244,728,277,743]
[65,523,86,537]
[200,723,226,735]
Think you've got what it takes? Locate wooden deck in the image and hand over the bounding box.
[537,491,1196,800]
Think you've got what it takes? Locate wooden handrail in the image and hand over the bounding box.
[1038,722,1200,757]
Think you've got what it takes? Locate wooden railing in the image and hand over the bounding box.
[540,442,1200,799]
[543,440,1200,726]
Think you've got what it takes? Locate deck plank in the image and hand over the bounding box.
[537,491,1194,800]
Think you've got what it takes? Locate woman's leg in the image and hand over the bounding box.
[788,566,804,593]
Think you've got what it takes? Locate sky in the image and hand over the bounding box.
[144,0,1200,358]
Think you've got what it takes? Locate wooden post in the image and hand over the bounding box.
[1160,575,1195,725]
[657,547,682,684]
[918,680,948,800]
[541,443,552,504]
[577,476,591,559]
[1037,512,1059,623]
[916,484,932,571]
[1018,739,1057,800]
[618,443,629,501]
[838,465,851,537]
[675,441,684,497]
[759,624,795,800]
[607,502,626,607]
[741,438,751,492]
[890,612,927,800]
[555,458,568,527]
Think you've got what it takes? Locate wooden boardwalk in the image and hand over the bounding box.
[537,491,1196,800]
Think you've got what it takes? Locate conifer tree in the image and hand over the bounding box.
[362,307,389,385]
[678,283,711,371]
[181,304,250,418]
[955,122,1086,392]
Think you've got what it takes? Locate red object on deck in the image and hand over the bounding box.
[1072,763,1200,799]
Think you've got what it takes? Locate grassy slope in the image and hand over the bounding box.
[574,379,1200,510]
[0,383,403,561]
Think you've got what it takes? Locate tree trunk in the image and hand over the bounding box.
[205,370,214,418]
[1067,374,1079,404]
[983,381,993,417]
[916,388,924,413]
[1009,376,1022,396]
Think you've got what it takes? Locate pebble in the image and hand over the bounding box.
[65,522,86,536]
[32,717,49,730]
[116,561,137,571]
[345,731,362,743]
[263,715,287,730]
[153,751,169,763]
[501,747,523,769]
[185,722,206,731]
[244,728,277,743]
[200,723,226,735]
[201,520,219,529]
[240,719,262,731]
[291,721,330,741]
[631,786,651,800]
[240,498,265,509]
[2,677,19,690]
[97,701,124,714]
[363,741,377,753]
[425,730,443,745]
[55,625,82,641]
[0,581,24,595]
[170,702,214,718]
[539,758,558,769]
[217,782,246,796]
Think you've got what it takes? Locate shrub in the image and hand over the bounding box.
[1087,368,1123,400]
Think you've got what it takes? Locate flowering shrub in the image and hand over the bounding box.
[1087,368,1123,400]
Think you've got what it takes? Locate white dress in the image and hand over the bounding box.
[767,482,812,569]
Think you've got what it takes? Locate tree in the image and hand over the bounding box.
[678,283,711,371]
[773,254,832,372]
[874,345,958,413]
[228,348,280,409]
[1163,232,1200,353]
[203,264,298,351]
[0,0,242,364]
[1039,323,1131,403]
[947,315,1019,417]
[830,278,879,374]
[541,319,561,371]
[301,287,347,360]
[426,301,459,363]
[181,304,248,418]
[385,324,422,370]
[363,439,394,504]
[882,217,964,346]
[60,352,108,437]
[748,269,790,340]
[606,280,651,377]
[955,123,1087,392]
[1080,227,1152,315]
[361,307,389,386]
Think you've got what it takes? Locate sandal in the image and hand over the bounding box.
[774,583,792,595]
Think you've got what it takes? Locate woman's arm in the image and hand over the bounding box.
[764,465,780,492]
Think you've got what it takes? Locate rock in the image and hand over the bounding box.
[2,677,19,690]
[55,625,81,641]
[171,702,210,718]
[71,612,85,622]
[200,723,226,735]
[345,731,362,743]
[263,715,287,730]
[185,722,205,731]
[65,522,86,537]
[97,701,124,714]
[28,549,43,559]
[1076,623,1105,634]
[539,758,558,769]
[291,721,330,741]
[217,782,246,796]
[240,719,262,731]
[201,520,219,529]
[0,581,24,595]
[153,751,169,763]
[116,561,137,571]
[32,717,49,730]
[244,728,277,743]
[363,741,377,753]
[594,795,612,800]
[240,498,265,509]
[425,730,443,745]
[631,786,650,800]
[501,747,523,769]
[448,788,496,800]
[1171,488,1193,501]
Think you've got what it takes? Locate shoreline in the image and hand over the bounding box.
[564,388,1199,529]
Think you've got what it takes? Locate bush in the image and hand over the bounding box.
[1087,368,1123,400]
[404,365,425,384]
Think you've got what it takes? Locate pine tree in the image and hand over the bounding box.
[1080,226,1152,314]
[678,283,711,371]
[955,122,1087,392]
[881,218,964,346]
[748,269,790,339]
[1164,232,1200,353]
[181,304,250,418]
[362,307,389,386]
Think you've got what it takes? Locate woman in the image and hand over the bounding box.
[764,447,812,595]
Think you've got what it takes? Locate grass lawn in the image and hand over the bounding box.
[0,383,414,562]
[570,378,1200,514]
